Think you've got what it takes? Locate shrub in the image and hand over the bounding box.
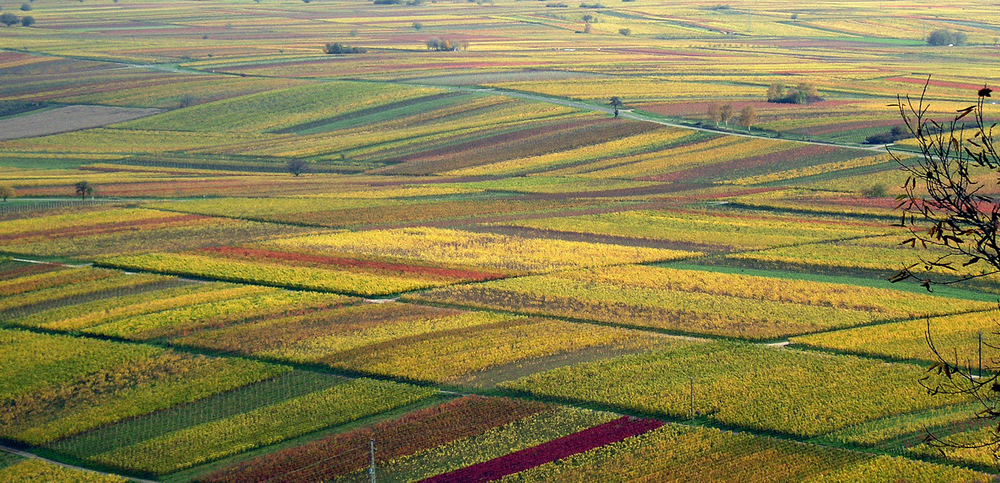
[19,3,30,11]
[863,125,908,145]
[927,29,966,46]
[618,28,630,36]
[766,82,822,104]
[426,38,468,51]
[323,43,367,54]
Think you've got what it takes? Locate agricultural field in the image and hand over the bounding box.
[4,0,1000,480]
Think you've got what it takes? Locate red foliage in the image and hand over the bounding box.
[0,262,59,281]
[421,416,664,482]
[201,396,548,483]
[201,246,506,282]
[887,76,984,91]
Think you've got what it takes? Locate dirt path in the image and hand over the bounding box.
[0,105,163,141]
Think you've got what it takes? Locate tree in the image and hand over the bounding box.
[889,79,1000,457]
[767,82,821,104]
[324,43,366,54]
[618,28,630,36]
[20,15,32,27]
[927,29,967,46]
[426,38,467,51]
[766,83,784,102]
[412,21,422,30]
[719,103,734,127]
[738,105,756,133]
[0,185,14,202]
[608,96,624,119]
[1,13,18,26]
[19,3,30,11]
[287,159,307,176]
[74,181,93,199]
[707,102,721,126]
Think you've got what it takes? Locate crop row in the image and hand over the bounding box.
[170,302,663,384]
[444,127,693,177]
[409,264,989,339]
[427,416,663,482]
[500,341,964,437]
[498,207,893,251]
[88,379,435,475]
[204,395,549,482]
[0,329,285,445]
[502,423,986,482]
[0,206,308,259]
[374,406,619,482]
[122,80,438,133]
[791,311,1000,367]
[98,252,448,296]
[0,456,126,483]
[262,226,695,274]
[149,196,613,229]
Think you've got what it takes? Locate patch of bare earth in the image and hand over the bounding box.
[0,105,163,140]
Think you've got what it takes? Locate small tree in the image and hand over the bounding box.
[20,15,32,27]
[19,3,30,11]
[608,96,624,119]
[719,103,734,127]
[0,185,14,202]
[766,83,784,102]
[738,105,757,133]
[707,102,721,126]
[618,28,630,36]
[412,21,422,30]
[287,159,307,176]
[74,181,93,200]
[1,13,19,27]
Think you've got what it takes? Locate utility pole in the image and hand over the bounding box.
[689,376,695,420]
[369,439,376,483]
[979,331,983,378]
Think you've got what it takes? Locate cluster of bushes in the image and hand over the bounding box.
[323,43,366,54]
[863,126,909,145]
[766,82,822,104]
[927,29,967,46]
[426,38,468,51]
[1,12,33,27]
